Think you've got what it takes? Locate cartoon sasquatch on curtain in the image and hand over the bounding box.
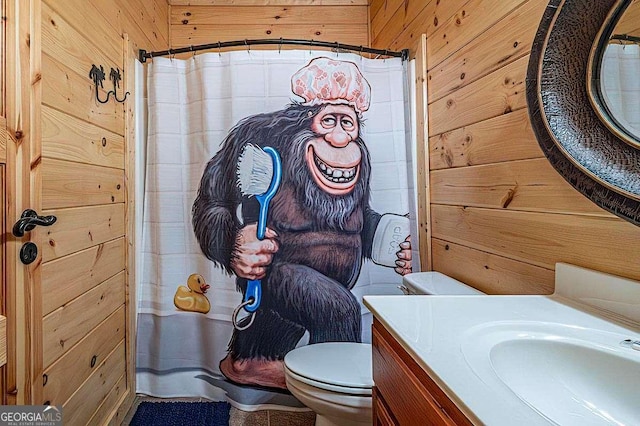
[192,57,412,390]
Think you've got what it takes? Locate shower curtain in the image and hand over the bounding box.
[137,50,418,408]
[601,43,640,136]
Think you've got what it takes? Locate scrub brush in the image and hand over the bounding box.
[236,144,282,313]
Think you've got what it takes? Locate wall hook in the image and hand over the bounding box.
[89,64,112,104]
[110,67,129,103]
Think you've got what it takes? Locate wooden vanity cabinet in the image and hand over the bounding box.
[372,319,474,426]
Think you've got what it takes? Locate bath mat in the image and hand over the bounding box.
[129,401,231,426]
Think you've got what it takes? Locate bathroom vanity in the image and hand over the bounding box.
[372,318,472,425]
[365,264,640,425]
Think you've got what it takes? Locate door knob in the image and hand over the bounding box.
[12,209,57,237]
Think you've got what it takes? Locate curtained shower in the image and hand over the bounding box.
[136,49,418,408]
[601,43,640,136]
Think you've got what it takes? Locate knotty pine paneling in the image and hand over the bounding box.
[371,0,640,293]
[172,24,369,48]
[615,0,640,37]
[103,0,168,51]
[427,0,527,70]
[428,55,528,136]
[62,341,126,426]
[44,0,168,54]
[427,0,548,103]
[169,0,368,4]
[42,53,125,136]
[87,375,127,426]
[41,238,125,316]
[42,2,122,72]
[42,0,122,67]
[429,109,542,170]
[431,205,640,282]
[42,273,125,368]
[431,239,554,295]
[41,204,125,262]
[135,0,170,46]
[370,0,404,42]
[0,117,6,163]
[370,0,385,20]
[42,307,125,405]
[42,106,125,169]
[172,5,366,26]
[430,158,614,216]
[42,159,125,209]
[170,4,368,49]
[370,0,462,54]
[414,37,432,270]
[0,317,6,368]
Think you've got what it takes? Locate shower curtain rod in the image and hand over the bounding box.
[138,38,409,63]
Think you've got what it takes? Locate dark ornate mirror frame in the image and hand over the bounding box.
[526,0,640,226]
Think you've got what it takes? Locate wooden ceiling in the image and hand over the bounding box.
[614,0,640,37]
[167,0,368,5]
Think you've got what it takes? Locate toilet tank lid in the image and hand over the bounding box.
[284,342,373,389]
[403,272,484,295]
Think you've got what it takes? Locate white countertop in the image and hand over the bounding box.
[363,294,640,426]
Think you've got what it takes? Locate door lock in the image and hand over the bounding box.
[20,242,38,265]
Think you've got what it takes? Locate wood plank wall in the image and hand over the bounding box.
[28,0,167,423]
[371,0,640,294]
[169,1,369,51]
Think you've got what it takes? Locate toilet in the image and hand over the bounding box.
[283,272,484,426]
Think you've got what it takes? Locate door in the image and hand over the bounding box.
[4,1,135,423]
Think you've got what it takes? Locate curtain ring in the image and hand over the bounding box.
[245,39,250,54]
[232,300,257,331]
[218,41,222,57]
[310,39,313,56]
[278,37,282,54]
[336,41,340,57]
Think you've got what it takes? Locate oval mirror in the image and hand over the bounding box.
[592,0,640,146]
[527,0,640,227]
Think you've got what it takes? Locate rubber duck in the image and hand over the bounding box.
[174,273,211,314]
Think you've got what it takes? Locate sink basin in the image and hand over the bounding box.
[462,322,640,425]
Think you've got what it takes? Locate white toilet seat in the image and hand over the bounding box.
[284,342,373,392]
[284,366,372,396]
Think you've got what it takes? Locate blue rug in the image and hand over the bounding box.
[129,401,231,426]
